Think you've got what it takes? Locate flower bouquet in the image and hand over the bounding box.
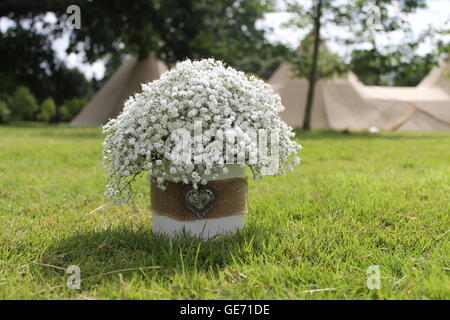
[103,59,301,238]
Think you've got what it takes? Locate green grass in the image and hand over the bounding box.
[0,124,449,300]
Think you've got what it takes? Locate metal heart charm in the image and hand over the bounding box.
[183,185,218,219]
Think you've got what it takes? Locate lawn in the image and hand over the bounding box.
[0,124,449,300]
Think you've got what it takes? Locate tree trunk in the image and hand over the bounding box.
[302,0,323,130]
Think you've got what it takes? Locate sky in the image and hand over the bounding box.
[1,0,449,80]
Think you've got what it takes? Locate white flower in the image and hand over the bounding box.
[103,58,302,203]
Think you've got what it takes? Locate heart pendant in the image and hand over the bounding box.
[183,185,218,219]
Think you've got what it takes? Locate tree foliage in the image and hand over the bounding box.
[0,0,282,75]
[37,97,57,122]
[0,100,9,123]
[0,23,92,113]
[289,33,347,80]
[350,18,450,86]
[0,0,288,115]
[10,86,38,120]
[60,97,88,122]
[0,25,56,101]
[48,67,92,106]
[351,48,436,86]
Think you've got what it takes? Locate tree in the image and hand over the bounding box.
[37,97,56,122]
[62,97,88,121]
[96,52,125,89]
[0,0,281,77]
[0,25,57,101]
[48,67,92,106]
[0,24,92,116]
[285,0,427,130]
[350,22,450,86]
[10,86,38,120]
[350,48,437,86]
[234,43,291,80]
[0,100,10,123]
[60,97,88,122]
[46,67,92,121]
[59,105,71,122]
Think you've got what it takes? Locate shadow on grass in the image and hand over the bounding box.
[39,224,272,286]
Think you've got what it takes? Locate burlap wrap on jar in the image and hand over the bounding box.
[151,177,248,221]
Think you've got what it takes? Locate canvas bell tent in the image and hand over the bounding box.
[419,57,450,92]
[349,66,450,131]
[71,55,167,126]
[268,63,382,130]
[269,59,450,131]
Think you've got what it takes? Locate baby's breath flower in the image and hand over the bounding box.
[103,59,301,203]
